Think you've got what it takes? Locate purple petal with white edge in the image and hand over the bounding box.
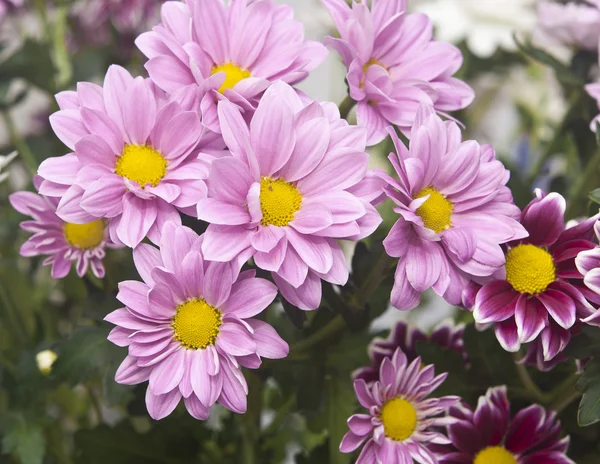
[221,277,277,318]
[514,295,547,344]
[521,192,566,247]
[246,319,289,359]
[473,281,518,324]
[495,319,521,352]
[537,289,576,329]
[145,387,181,420]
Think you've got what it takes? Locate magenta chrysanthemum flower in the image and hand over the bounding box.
[473,190,599,363]
[354,320,465,384]
[576,219,600,327]
[38,65,217,248]
[381,106,527,311]
[197,81,383,310]
[105,223,288,420]
[322,0,474,145]
[9,178,119,279]
[538,0,600,51]
[136,0,327,133]
[437,386,574,464]
[341,348,458,464]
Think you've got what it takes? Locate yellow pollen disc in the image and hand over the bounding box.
[63,220,105,249]
[380,397,418,442]
[505,244,556,295]
[115,144,167,188]
[259,176,303,227]
[172,299,222,350]
[474,446,518,464]
[211,62,251,93]
[414,186,453,233]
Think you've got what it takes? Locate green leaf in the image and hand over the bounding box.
[0,40,56,92]
[325,375,355,464]
[590,188,600,205]
[51,326,122,386]
[2,421,45,464]
[564,326,600,359]
[578,358,600,426]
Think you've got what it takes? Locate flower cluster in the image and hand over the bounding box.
[538,0,600,51]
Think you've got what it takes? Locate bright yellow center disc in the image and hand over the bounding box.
[414,186,453,233]
[63,220,105,249]
[380,397,418,442]
[505,244,556,294]
[115,144,167,188]
[172,299,222,350]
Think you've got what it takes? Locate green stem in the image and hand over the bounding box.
[240,371,262,464]
[50,5,73,90]
[0,280,27,343]
[288,315,346,359]
[338,96,356,121]
[514,357,551,403]
[550,388,581,414]
[1,111,37,174]
[263,395,296,436]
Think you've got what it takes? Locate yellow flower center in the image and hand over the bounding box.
[211,62,251,93]
[414,186,453,233]
[115,144,167,188]
[380,397,418,442]
[505,244,556,295]
[259,176,303,227]
[474,446,517,464]
[172,299,222,350]
[63,220,105,249]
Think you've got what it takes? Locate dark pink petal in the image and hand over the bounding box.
[514,295,548,344]
[537,289,576,329]
[494,319,520,352]
[473,281,518,324]
[521,192,566,247]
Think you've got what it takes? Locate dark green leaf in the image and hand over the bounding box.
[578,358,600,426]
[590,188,600,205]
[0,40,55,92]
[564,326,600,359]
[325,375,355,464]
[2,421,45,464]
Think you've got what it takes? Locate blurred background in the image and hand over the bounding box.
[1,0,600,463]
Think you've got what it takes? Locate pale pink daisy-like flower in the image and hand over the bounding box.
[197,81,383,310]
[538,0,600,51]
[381,106,527,311]
[473,190,600,364]
[353,320,466,385]
[322,0,474,145]
[437,386,574,464]
[136,0,327,133]
[38,65,216,248]
[9,177,119,279]
[106,223,288,420]
[341,348,459,464]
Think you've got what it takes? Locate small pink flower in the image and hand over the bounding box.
[437,386,574,464]
[106,222,288,420]
[341,348,459,464]
[38,65,219,248]
[538,0,600,51]
[322,0,474,145]
[354,320,466,385]
[136,0,327,133]
[473,190,600,363]
[381,105,527,311]
[9,177,120,279]
[197,81,383,310]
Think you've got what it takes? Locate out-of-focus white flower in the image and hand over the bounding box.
[36,349,58,375]
[0,150,17,183]
[412,0,536,58]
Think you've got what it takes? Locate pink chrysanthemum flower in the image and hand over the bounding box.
[197,81,383,310]
[437,386,574,464]
[9,178,119,279]
[538,0,600,51]
[136,0,327,133]
[354,320,466,384]
[105,223,288,420]
[381,106,527,311]
[341,348,458,464]
[473,190,600,363]
[38,65,217,248]
[322,0,474,146]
